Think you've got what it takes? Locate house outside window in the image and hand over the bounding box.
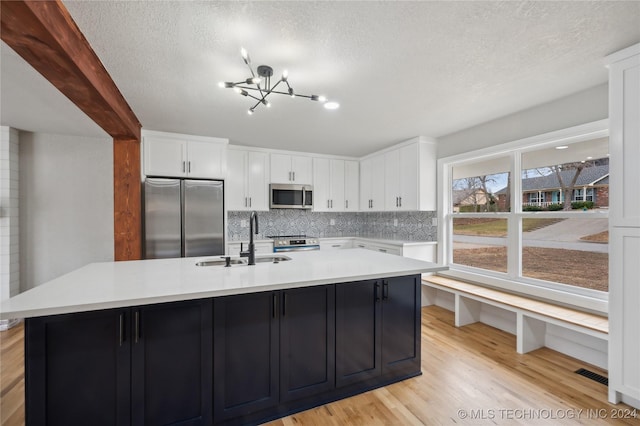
[440,122,609,310]
[573,188,595,202]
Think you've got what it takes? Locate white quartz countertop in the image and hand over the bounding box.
[319,237,436,246]
[0,249,446,320]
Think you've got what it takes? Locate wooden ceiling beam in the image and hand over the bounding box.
[0,0,141,140]
[2,0,142,260]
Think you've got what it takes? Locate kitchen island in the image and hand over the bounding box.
[0,249,446,426]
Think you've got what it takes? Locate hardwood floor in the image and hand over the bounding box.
[0,322,24,426]
[1,307,638,425]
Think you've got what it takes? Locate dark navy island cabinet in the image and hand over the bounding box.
[25,299,213,426]
[24,275,420,426]
[336,275,421,388]
[213,284,335,425]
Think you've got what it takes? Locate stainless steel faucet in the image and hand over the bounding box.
[240,211,259,265]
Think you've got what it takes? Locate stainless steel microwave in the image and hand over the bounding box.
[270,184,313,209]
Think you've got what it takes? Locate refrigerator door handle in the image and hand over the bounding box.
[181,180,186,257]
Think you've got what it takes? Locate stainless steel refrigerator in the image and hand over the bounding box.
[143,178,224,259]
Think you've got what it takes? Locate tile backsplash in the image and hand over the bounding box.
[228,210,436,241]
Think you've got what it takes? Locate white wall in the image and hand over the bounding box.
[19,131,114,291]
[437,84,608,158]
[1,127,20,329]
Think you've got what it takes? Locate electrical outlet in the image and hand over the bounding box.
[330,219,336,226]
[394,218,398,226]
[431,217,438,226]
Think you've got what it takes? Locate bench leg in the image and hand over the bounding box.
[421,285,437,307]
[455,294,481,327]
[517,313,546,354]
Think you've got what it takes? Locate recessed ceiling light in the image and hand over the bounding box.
[324,101,340,110]
[555,146,569,150]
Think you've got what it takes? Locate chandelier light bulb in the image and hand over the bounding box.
[233,87,242,93]
[318,95,327,103]
[240,47,249,61]
[324,101,340,110]
[266,102,272,108]
[218,82,225,88]
[282,69,289,81]
[247,108,254,115]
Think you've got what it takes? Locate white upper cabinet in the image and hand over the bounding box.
[270,154,313,184]
[360,154,386,211]
[385,144,420,211]
[361,137,435,212]
[313,158,346,211]
[344,161,359,211]
[143,130,228,179]
[384,149,401,210]
[226,149,269,211]
[608,45,640,228]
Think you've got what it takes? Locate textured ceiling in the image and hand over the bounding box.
[2,1,640,156]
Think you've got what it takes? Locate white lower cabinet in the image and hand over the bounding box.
[609,227,640,403]
[319,239,353,250]
[226,241,274,256]
[353,240,402,256]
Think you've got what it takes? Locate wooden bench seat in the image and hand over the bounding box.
[422,275,608,354]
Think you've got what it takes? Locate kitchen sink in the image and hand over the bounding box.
[254,255,291,263]
[195,255,291,267]
[195,258,247,267]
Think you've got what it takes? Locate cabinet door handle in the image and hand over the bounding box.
[396,197,399,207]
[379,248,387,253]
[332,244,341,248]
[327,200,330,208]
[382,280,389,301]
[374,282,381,302]
[399,196,402,207]
[249,197,252,207]
[188,161,191,173]
[182,161,186,173]
[282,293,287,317]
[345,200,348,209]
[244,197,248,207]
[272,293,277,319]
[119,313,125,346]
[331,200,333,208]
[134,311,140,343]
[293,171,295,181]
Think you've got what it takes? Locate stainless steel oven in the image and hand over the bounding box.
[268,235,320,252]
[270,184,313,209]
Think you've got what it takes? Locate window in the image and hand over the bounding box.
[572,188,594,202]
[442,124,609,304]
[527,192,545,204]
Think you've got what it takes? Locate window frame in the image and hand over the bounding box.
[437,120,609,313]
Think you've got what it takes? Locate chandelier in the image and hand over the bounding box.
[219,48,340,115]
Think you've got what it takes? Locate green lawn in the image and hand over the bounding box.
[453,218,564,237]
